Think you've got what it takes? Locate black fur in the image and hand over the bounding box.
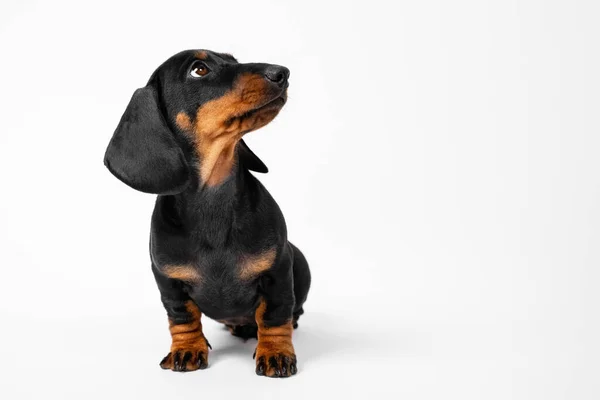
[104,86,190,195]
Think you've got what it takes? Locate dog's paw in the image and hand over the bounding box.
[160,338,210,372]
[254,347,297,378]
[160,349,208,371]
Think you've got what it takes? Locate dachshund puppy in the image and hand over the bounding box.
[104,50,311,378]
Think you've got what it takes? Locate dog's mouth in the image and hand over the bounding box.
[223,90,287,134]
[238,91,287,120]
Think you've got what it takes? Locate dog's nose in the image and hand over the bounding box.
[264,65,290,86]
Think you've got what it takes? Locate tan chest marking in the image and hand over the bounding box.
[239,248,277,280]
[162,264,202,284]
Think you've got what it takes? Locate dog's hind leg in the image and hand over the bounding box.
[289,242,311,328]
[227,323,258,340]
[219,316,259,340]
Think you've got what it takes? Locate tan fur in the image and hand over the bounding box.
[239,248,276,280]
[175,112,192,132]
[185,73,284,187]
[195,51,208,60]
[163,264,202,284]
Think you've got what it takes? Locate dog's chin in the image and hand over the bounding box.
[225,92,286,135]
[243,92,287,119]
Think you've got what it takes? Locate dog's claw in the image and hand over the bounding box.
[160,353,171,368]
[282,356,291,376]
[269,356,280,377]
[173,352,181,370]
[256,357,266,375]
[181,351,192,371]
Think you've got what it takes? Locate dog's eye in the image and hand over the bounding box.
[190,62,210,78]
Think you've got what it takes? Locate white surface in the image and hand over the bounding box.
[0,0,599,399]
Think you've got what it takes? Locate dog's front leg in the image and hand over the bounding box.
[254,261,297,378]
[153,267,211,372]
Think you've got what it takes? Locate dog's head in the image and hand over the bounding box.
[104,50,289,194]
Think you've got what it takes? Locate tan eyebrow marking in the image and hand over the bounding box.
[195,51,208,60]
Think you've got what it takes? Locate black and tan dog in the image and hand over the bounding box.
[104,50,311,378]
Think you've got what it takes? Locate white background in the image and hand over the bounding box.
[0,0,598,398]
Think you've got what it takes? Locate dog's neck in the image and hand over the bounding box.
[185,143,251,198]
[196,137,241,188]
[168,153,259,247]
[169,117,260,246]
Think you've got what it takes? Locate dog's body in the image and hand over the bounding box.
[151,166,310,331]
[104,50,310,377]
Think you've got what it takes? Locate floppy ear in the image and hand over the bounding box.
[104,86,190,195]
[238,139,268,173]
